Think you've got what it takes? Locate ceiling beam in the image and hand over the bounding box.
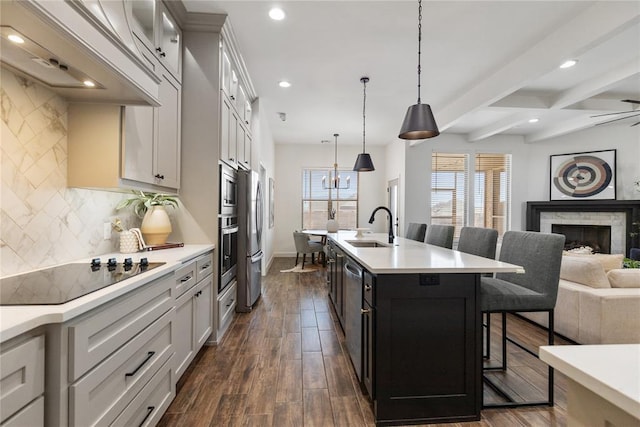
[525,115,600,143]
[467,113,531,142]
[428,3,640,144]
[491,93,552,109]
[551,59,640,109]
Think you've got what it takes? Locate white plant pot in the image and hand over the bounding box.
[326,219,339,233]
[141,205,172,245]
[119,230,139,253]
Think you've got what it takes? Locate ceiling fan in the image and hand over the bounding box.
[592,99,640,127]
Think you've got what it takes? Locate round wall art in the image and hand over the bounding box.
[550,149,616,200]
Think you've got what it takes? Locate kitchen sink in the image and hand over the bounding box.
[345,240,390,248]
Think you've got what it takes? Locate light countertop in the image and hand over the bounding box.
[540,344,640,419]
[329,231,523,274]
[0,244,214,343]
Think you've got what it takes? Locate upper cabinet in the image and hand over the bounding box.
[220,40,253,170]
[128,0,182,81]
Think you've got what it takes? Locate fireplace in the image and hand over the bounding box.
[552,224,611,253]
[526,200,640,257]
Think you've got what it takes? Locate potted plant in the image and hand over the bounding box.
[326,208,339,233]
[116,191,179,245]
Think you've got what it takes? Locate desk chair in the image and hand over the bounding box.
[293,231,324,269]
[405,223,427,242]
[425,224,454,249]
[481,231,565,408]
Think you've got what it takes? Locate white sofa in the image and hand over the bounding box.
[522,254,640,344]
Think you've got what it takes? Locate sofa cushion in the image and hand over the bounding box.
[564,253,624,272]
[560,256,610,288]
[607,269,640,288]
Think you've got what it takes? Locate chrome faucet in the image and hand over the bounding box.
[368,206,394,244]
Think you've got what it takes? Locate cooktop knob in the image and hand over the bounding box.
[140,257,149,268]
[124,258,133,266]
[107,257,117,267]
[91,258,101,267]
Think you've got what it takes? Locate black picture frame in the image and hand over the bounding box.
[550,149,616,201]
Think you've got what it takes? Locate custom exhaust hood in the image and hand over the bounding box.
[0,0,160,105]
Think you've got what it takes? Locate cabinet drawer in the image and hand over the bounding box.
[68,273,173,381]
[1,395,44,427]
[218,281,237,329]
[69,309,174,427]
[111,356,175,427]
[195,252,214,282]
[0,334,44,423]
[175,260,197,298]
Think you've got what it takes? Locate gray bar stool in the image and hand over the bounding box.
[425,224,454,249]
[405,223,427,242]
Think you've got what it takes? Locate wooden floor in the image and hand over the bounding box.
[159,258,570,427]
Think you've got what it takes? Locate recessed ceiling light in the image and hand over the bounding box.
[528,118,539,123]
[559,59,577,69]
[278,80,291,88]
[7,34,25,44]
[83,80,96,87]
[269,7,285,21]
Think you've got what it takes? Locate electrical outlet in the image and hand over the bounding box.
[103,222,111,240]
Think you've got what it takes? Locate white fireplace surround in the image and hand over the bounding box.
[540,212,626,254]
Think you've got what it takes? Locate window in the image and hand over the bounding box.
[431,153,511,238]
[302,168,358,230]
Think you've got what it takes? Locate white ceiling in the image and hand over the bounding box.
[182,1,640,146]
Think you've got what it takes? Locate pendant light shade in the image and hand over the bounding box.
[399,103,439,139]
[354,153,375,171]
[398,0,439,140]
[354,76,375,171]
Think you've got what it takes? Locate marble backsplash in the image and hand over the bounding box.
[0,69,141,276]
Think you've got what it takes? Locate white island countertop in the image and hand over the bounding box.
[0,244,214,342]
[540,344,640,420]
[329,231,523,275]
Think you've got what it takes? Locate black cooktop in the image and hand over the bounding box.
[0,258,165,306]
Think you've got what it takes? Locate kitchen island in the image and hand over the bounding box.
[326,231,522,426]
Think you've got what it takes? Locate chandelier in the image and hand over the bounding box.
[322,133,350,190]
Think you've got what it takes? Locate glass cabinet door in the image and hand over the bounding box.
[130,0,156,48]
[158,3,181,78]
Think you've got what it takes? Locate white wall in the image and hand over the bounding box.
[525,125,640,202]
[273,144,387,256]
[403,125,640,233]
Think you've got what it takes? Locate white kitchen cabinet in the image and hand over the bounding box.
[217,281,237,337]
[128,0,182,81]
[68,67,181,192]
[173,252,214,380]
[0,333,44,426]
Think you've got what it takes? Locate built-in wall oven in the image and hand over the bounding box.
[219,215,238,292]
[219,163,238,293]
[220,163,238,215]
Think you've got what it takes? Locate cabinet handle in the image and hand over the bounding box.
[230,95,235,100]
[155,47,163,53]
[125,351,155,377]
[160,52,166,57]
[201,264,211,270]
[195,290,202,297]
[180,275,192,283]
[226,298,235,307]
[364,284,372,291]
[154,174,165,180]
[229,158,235,162]
[245,120,249,125]
[360,308,371,314]
[138,406,155,427]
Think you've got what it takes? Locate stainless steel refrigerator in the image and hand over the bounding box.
[237,169,263,312]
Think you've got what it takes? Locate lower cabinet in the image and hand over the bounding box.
[0,332,45,427]
[174,251,214,380]
[217,281,237,337]
[174,273,213,379]
[327,242,345,329]
[372,273,481,424]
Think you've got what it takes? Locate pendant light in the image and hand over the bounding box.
[322,133,350,190]
[398,0,439,140]
[354,77,375,172]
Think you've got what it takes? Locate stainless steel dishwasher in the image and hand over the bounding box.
[344,257,363,381]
